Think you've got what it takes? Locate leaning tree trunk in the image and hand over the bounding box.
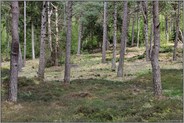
[31,21,35,60]
[111,1,117,71]
[141,0,149,61]
[9,1,19,102]
[151,0,162,97]
[131,16,135,46]
[102,1,107,63]
[77,15,83,55]
[23,0,26,67]
[173,1,180,61]
[38,1,47,79]
[64,1,73,84]
[117,1,128,77]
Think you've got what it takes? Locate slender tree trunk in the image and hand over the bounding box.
[23,0,26,67]
[131,16,135,46]
[18,44,23,72]
[165,15,169,44]
[151,0,162,97]
[31,21,35,60]
[117,1,128,77]
[38,1,47,79]
[137,2,140,48]
[6,16,10,58]
[149,21,154,59]
[55,6,59,66]
[111,1,117,71]
[77,16,82,55]
[47,1,53,52]
[141,1,149,61]
[173,1,180,61]
[102,1,107,63]
[64,1,73,84]
[9,1,19,102]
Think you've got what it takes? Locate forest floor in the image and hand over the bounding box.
[1,44,183,122]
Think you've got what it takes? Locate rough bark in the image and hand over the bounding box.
[18,44,23,72]
[38,1,47,79]
[102,1,107,63]
[117,1,128,77]
[137,2,140,48]
[47,1,53,52]
[64,1,73,84]
[77,16,82,55]
[131,16,135,46]
[31,21,35,60]
[111,1,117,71]
[9,1,19,102]
[151,0,162,97]
[173,1,180,61]
[23,0,26,67]
[149,21,154,59]
[141,0,149,61]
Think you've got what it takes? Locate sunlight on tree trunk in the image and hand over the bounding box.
[102,1,107,63]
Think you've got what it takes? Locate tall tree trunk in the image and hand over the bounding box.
[151,0,162,97]
[173,1,180,61]
[38,1,47,79]
[31,21,35,60]
[9,1,19,102]
[6,16,10,58]
[131,16,135,46]
[149,21,154,59]
[64,1,73,84]
[102,1,107,63]
[165,15,169,44]
[141,0,149,61]
[111,1,117,71]
[117,1,128,77]
[23,0,26,67]
[55,6,59,66]
[47,1,53,52]
[77,16,82,55]
[137,2,140,48]
[18,44,23,72]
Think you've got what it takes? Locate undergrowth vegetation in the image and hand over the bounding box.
[1,46,183,122]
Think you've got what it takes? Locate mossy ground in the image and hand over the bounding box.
[1,44,183,122]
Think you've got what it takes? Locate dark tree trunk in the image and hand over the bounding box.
[102,1,107,63]
[141,1,149,61]
[173,1,180,61]
[165,15,169,44]
[77,16,82,55]
[117,1,128,77]
[23,0,26,67]
[131,16,135,46]
[38,1,47,79]
[64,1,73,84]
[9,1,19,102]
[151,0,162,97]
[111,1,117,71]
